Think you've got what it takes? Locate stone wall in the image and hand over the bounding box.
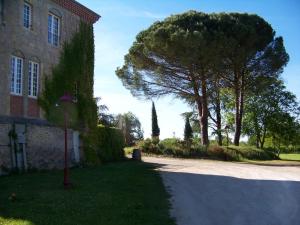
[0,120,81,174]
[26,124,75,170]
[0,123,12,175]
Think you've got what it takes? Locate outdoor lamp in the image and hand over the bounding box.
[59,92,75,189]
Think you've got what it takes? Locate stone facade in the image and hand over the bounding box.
[26,124,75,169]
[0,121,76,172]
[0,123,12,174]
[0,0,99,174]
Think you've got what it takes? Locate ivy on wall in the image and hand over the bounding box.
[38,22,99,165]
[38,21,97,131]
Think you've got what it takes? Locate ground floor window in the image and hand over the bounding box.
[10,56,23,95]
[28,61,39,97]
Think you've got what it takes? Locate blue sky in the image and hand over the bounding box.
[78,0,300,139]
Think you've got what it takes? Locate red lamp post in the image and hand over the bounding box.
[59,93,74,189]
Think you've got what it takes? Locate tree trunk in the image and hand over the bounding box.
[192,79,209,146]
[256,134,260,148]
[254,116,261,148]
[200,78,209,146]
[260,127,267,149]
[215,88,222,146]
[195,98,203,143]
[234,74,244,146]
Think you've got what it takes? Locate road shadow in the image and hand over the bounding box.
[146,161,300,225]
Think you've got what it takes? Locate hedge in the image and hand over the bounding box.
[83,126,125,164]
[95,126,125,162]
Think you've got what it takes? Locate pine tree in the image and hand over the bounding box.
[184,116,193,141]
[151,102,160,138]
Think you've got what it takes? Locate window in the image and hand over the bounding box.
[0,0,3,22]
[0,0,3,20]
[10,56,23,95]
[23,2,32,29]
[48,13,60,46]
[28,61,39,97]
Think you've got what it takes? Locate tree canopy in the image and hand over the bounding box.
[116,11,291,146]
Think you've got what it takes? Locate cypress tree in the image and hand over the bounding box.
[151,102,160,138]
[184,116,193,141]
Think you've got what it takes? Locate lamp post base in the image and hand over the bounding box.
[63,181,73,190]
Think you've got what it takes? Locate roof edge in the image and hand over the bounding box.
[51,0,101,24]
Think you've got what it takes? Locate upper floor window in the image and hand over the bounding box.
[28,61,39,97]
[10,56,23,95]
[23,2,32,29]
[48,13,60,46]
[0,0,4,23]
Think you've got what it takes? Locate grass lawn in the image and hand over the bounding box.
[280,153,300,161]
[0,161,174,225]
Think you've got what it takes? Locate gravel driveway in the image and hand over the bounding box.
[143,157,300,225]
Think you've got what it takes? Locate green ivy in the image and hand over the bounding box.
[38,22,97,130]
[38,22,99,164]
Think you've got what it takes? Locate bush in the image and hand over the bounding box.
[225,146,279,160]
[208,145,240,161]
[96,126,125,162]
[138,138,208,158]
[82,132,101,166]
[83,125,125,164]
[137,137,279,161]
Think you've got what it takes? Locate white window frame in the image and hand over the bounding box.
[28,61,39,98]
[23,2,32,29]
[10,56,23,96]
[48,13,60,46]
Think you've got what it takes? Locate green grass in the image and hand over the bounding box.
[0,161,174,225]
[280,153,300,161]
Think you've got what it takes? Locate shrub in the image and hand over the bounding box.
[83,125,125,164]
[208,145,240,161]
[138,138,208,158]
[137,137,279,161]
[96,126,125,162]
[227,146,279,160]
[82,132,101,166]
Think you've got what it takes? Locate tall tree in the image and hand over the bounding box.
[116,11,220,145]
[243,77,299,149]
[215,14,289,145]
[116,11,289,146]
[184,116,193,142]
[152,102,160,138]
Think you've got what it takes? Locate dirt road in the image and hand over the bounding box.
[143,157,300,225]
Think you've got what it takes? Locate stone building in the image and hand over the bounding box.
[0,0,100,174]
